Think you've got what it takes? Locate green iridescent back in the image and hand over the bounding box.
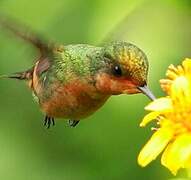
[50,44,105,83]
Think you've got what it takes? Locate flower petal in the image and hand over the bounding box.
[161,133,191,175]
[145,97,172,112]
[138,126,174,167]
[160,79,172,94]
[140,112,160,127]
[166,69,178,80]
[182,58,191,76]
[171,76,191,104]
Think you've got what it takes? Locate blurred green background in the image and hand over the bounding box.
[0,0,191,179]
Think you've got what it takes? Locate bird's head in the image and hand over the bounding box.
[95,41,155,100]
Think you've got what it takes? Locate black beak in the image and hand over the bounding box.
[138,85,156,101]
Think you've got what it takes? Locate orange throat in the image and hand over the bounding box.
[95,73,140,95]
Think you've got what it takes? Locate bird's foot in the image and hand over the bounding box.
[68,120,80,128]
[44,116,55,129]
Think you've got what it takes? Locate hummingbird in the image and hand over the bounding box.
[0,16,155,128]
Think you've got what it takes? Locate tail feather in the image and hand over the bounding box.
[0,68,33,80]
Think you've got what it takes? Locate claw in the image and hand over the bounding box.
[68,120,80,127]
[44,116,55,129]
[44,116,48,126]
[52,118,55,126]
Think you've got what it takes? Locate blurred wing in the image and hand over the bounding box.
[0,14,55,58]
[101,16,131,44]
[99,1,145,45]
[0,14,56,80]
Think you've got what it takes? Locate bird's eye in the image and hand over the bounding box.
[113,65,122,77]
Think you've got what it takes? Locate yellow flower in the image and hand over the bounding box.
[138,58,191,175]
